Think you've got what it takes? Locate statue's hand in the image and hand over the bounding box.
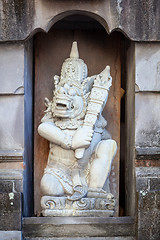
[72,126,93,150]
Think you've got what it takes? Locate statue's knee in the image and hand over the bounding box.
[40,174,64,196]
[95,139,117,158]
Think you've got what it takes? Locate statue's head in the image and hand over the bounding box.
[52,42,93,119]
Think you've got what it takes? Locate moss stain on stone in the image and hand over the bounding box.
[1,0,35,40]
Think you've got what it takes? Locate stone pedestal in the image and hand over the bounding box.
[41,194,115,217]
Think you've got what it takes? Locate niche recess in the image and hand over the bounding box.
[32,14,135,217]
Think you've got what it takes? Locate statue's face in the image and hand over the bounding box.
[52,83,84,119]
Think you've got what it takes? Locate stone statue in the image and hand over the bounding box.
[38,42,117,216]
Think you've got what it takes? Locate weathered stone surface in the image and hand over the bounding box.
[0,193,22,231]
[0,43,24,94]
[135,159,160,167]
[0,0,35,41]
[0,0,160,41]
[136,167,160,239]
[41,196,115,217]
[136,177,148,192]
[0,178,23,193]
[136,167,160,178]
[0,95,24,150]
[135,93,160,155]
[150,178,160,191]
[22,217,136,238]
[135,43,160,92]
[0,231,21,240]
[138,191,160,240]
[0,179,23,193]
[14,179,23,193]
[136,167,160,192]
[0,162,23,170]
[0,149,23,162]
[24,237,135,240]
[0,180,13,193]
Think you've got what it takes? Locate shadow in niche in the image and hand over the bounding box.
[33,14,127,217]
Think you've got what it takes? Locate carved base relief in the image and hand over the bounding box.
[41,195,115,217]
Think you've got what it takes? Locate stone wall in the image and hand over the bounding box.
[0,0,160,41]
[135,43,160,162]
[0,41,33,239]
[0,16,160,240]
[0,43,24,239]
[135,43,160,240]
[136,167,160,240]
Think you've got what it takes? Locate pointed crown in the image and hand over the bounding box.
[59,42,88,89]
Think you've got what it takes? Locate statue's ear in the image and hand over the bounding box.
[54,75,60,88]
[44,97,50,107]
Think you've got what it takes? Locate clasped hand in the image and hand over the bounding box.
[72,126,93,150]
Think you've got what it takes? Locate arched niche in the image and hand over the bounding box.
[26,13,135,217]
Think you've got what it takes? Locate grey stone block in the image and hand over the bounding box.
[150,178,160,191]
[22,217,136,238]
[0,0,160,41]
[136,167,160,178]
[135,93,160,149]
[0,43,24,95]
[24,237,135,240]
[0,231,21,240]
[0,180,13,193]
[14,180,23,193]
[136,178,148,192]
[138,191,160,240]
[135,43,160,92]
[0,193,22,231]
[0,170,23,180]
[0,95,24,150]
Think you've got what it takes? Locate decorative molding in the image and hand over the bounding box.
[0,150,24,162]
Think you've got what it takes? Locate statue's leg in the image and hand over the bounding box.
[40,173,64,196]
[89,139,117,189]
[67,169,87,201]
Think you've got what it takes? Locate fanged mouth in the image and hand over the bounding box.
[56,103,67,109]
[55,99,74,111]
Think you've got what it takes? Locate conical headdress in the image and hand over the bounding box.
[70,41,79,58]
[60,41,88,88]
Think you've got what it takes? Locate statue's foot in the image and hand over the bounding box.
[88,187,106,193]
[87,187,113,198]
[67,185,87,201]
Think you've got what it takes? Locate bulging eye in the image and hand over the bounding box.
[68,88,76,96]
[64,83,70,89]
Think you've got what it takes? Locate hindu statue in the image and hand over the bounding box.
[38,42,117,216]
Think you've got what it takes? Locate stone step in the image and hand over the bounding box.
[24,238,135,240]
[22,216,136,239]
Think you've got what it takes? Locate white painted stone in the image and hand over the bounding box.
[135,43,160,92]
[0,231,21,240]
[0,96,24,150]
[0,43,24,94]
[38,42,117,216]
[0,169,23,180]
[135,93,160,149]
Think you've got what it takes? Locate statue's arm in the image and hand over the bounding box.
[38,123,93,150]
[38,122,72,149]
